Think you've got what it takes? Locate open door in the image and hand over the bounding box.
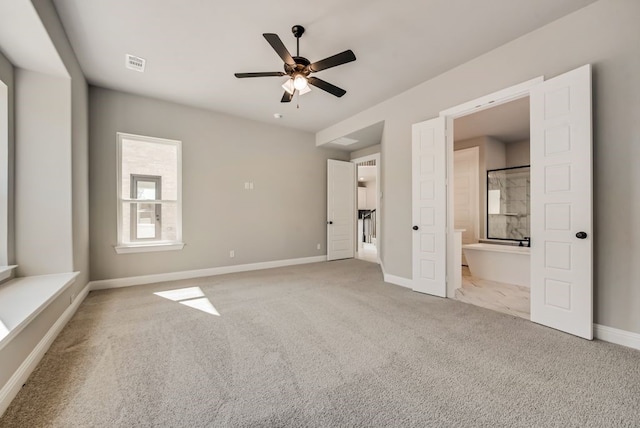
[327,159,355,261]
[412,117,447,297]
[530,65,593,339]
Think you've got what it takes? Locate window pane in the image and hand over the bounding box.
[136,180,157,200]
[121,138,178,200]
[118,134,181,246]
[160,201,178,241]
[121,201,177,243]
[135,203,157,239]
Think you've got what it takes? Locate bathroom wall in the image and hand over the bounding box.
[454,136,506,238]
[506,140,530,167]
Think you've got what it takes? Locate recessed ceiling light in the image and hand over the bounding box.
[359,177,364,181]
[273,113,283,119]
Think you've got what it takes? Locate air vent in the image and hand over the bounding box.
[331,137,359,146]
[125,54,146,72]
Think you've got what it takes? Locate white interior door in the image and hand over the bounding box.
[327,159,355,261]
[412,117,447,297]
[454,147,479,265]
[530,64,593,339]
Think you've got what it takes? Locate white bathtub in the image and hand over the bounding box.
[462,243,530,287]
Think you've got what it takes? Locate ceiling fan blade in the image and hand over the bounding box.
[281,90,295,103]
[234,72,286,78]
[307,77,346,97]
[263,33,296,66]
[309,50,356,73]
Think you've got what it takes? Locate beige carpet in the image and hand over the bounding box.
[1,259,639,427]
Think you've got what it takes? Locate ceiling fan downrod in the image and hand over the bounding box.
[292,25,305,57]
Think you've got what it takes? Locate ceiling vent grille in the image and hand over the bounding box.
[125,54,145,72]
[330,137,359,146]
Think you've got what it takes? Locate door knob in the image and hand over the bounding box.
[412,225,419,231]
[575,231,588,239]
[327,221,333,225]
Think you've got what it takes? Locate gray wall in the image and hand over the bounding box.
[316,0,640,334]
[32,0,90,288]
[506,140,531,167]
[454,136,506,238]
[0,50,14,265]
[89,87,348,280]
[15,70,73,275]
[0,0,89,398]
[350,144,381,160]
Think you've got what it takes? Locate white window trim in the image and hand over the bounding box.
[115,132,184,254]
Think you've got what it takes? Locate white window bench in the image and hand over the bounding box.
[0,272,79,350]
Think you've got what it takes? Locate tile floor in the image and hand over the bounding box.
[455,266,530,319]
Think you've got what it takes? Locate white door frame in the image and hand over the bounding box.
[439,77,543,298]
[453,146,480,244]
[351,153,381,263]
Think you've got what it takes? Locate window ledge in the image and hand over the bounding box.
[114,242,185,254]
[0,272,79,350]
[0,265,18,284]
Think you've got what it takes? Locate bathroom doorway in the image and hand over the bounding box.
[451,97,531,319]
[352,154,380,264]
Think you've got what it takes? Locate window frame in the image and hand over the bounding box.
[115,132,184,254]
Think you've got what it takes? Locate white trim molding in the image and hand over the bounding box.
[380,262,413,289]
[594,324,640,351]
[90,255,328,290]
[0,283,90,416]
[114,242,185,254]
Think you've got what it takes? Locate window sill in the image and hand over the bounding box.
[0,272,79,350]
[0,265,18,284]
[114,242,185,254]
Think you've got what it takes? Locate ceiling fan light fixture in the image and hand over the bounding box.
[282,79,295,95]
[282,78,311,95]
[293,74,308,90]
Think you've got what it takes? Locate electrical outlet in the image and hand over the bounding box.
[249,182,254,190]
[316,243,321,250]
[244,182,250,190]
[229,250,235,258]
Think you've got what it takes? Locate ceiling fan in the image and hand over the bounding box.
[234,25,356,103]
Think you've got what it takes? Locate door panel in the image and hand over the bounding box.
[327,160,355,261]
[530,64,592,339]
[412,117,446,296]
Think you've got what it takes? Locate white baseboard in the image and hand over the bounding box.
[379,261,413,289]
[384,273,414,289]
[0,283,90,416]
[89,255,328,291]
[594,324,640,351]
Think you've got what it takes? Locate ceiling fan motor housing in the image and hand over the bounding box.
[285,56,311,76]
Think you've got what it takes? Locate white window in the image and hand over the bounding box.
[116,133,183,253]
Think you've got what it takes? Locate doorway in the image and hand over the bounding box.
[451,97,531,320]
[352,153,380,264]
[412,65,593,339]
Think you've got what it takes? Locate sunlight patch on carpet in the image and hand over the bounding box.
[154,287,220,316]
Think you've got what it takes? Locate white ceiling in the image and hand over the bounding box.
[454,96,530,143]
[52,0,597,133]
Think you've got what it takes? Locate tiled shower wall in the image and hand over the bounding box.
[488,168,530,240]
